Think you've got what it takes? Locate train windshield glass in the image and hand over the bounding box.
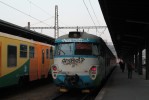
[75,43,92,55]
[55,43,99,56]
[55,43,74,56]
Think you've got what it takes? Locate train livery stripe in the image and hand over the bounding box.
[0,60,29,87]
[55,38,98,43]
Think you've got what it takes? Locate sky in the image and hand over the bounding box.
[0,0,113,43]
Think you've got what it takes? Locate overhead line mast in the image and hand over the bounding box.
[28,5,107,38]
[54,5,59,38]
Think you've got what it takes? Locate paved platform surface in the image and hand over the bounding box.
[95,67,149,100]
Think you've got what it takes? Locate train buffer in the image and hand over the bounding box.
[95,67,149,100]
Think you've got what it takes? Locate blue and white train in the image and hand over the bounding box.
[51,31,116,92]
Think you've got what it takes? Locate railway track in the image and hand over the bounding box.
[0,79,58,100]
[50,90,95,100]
[0,68,115,100]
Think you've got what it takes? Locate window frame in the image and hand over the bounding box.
[29,46,35,58]
[46,49,49,59]
[55,43,74,56]
[75,42,92,55]
[92,43,99,56]
[20,44,28,58]
[7,45,17,67]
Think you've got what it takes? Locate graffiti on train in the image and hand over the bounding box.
[62,57,85,65]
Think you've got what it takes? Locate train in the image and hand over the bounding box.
[0,32,54,88]
[51,31,116,92]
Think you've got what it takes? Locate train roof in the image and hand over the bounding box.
[56,31,105,43]
[0,19,55,45]
[0,32,51,47]
[58,31,100,40]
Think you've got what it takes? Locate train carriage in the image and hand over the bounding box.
[51,31,116,92]
[0,32,54,88]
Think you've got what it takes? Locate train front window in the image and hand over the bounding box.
[75,43,92,55]
[55,43,74,56]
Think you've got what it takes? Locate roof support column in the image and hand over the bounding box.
[146,39,149,80]
[138,49,143,75]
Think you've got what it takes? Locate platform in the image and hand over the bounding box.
[95,66,149,100]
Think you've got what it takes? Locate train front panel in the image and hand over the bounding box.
[52,57,102,89]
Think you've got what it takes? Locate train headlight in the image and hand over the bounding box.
[89,66,97,80]
[51,65,58,79]
[91,66,96,71]
[52,66,57,71]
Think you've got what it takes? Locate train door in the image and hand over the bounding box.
[41,47,50,78]
[29,45,38,81]
[0,42,1,76]
[44,48,51,78]
[36,44,50,79]
[41,48,45,77]
[50,47,54,70]
[36,44,48,79]
[37,44,42,79]
[44,47,53,78]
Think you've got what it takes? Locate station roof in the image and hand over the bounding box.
[98,0,148,60]
[0,19,55,44]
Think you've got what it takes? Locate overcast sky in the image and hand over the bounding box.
[0,0,112,43]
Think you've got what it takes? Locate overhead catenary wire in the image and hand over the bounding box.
[88,0,107,36]
[0,1,50,26]
[99,27,107,36]
[26,0,51,16]
[59,20,69,27]
[83,0,96,27]
[83,0,100,35]
[29,16,54,26]
[88,0,100,26]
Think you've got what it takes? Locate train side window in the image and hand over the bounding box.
[7,45,17,67]
[92,44,99,56]
[46,49,49,59]
[29,46,34,58]
[50,47,53,59]
[20,44,27,58]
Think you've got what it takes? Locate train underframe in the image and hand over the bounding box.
[54,74,101,92]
